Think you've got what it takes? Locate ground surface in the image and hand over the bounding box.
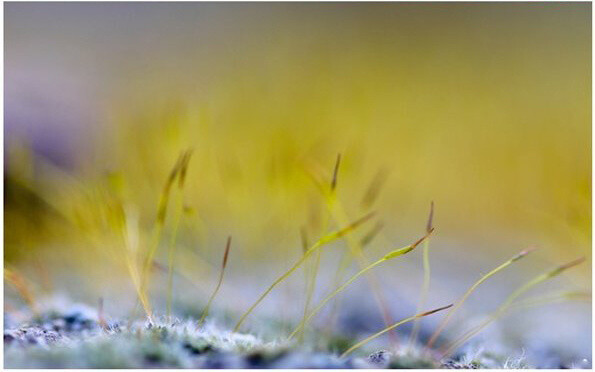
[3,302,543,369]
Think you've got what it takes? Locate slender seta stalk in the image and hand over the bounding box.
[340,304,453,358]
[198,236,232,327]
[327,199,398,344]
[128,150,192,321]
[408,201,434,348]
[288,229,434,340]
[5,267,38,316]
[138,152,186,313]
[233,211,375,332]
[426,247,536,349]
[508,290,590,311]
[303,156,398,345]
[323,220,384,339]
[298,154,340,342]
[440,256,585,357]
[166,150,192,317]
[166,195,183,317]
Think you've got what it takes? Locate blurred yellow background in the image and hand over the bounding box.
[4,3,591,351]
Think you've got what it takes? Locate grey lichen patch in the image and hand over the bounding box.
[4,305,288,368]
[3,302,555,369]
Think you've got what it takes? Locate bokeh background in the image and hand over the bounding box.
[4,2,591,366]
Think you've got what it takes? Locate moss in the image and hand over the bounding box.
[3,304,544,369]
[388,355,438,369]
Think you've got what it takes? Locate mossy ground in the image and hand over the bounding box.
[4,301,539,369]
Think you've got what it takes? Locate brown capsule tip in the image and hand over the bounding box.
[300,227,309,253]
[419,303,453,317]
[360,221,385,248]
[222,236,232,268]
[323,211,377,243]
[157,208,167,224]
[338,212,376,236]
[330,153,341,191]
[360,167,389,209]
[167,155,184,186]
[352,211,376,228]
[546,256,586,278]
[178,149,194,189]
[426,201,435,233]
[557,256,586,272]
[152,260,167,273]
[511,247,538,262]
[411,227,435,249]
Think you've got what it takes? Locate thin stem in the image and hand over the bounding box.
[5,268,38,316]
[299,247,322,342]
[302,156,394,344]
[322,249,352,336]
[289,230,433,340]
[234,212,374,332]
[289,258,384,340]
[323,221,383,337]
[341,304,453,358]
[328,201,398,345]
[410,201,434,348]
[165,150,192,318]
[139,153,186,314]
[443,294,586,357]
[440,257,585,357]
[166,194,183,318]
[122,205,152,320]
[234,244,317,332]
[509,291,590,311]
[426,248,535,349]
[140,224,164,301]
[408,238,431,348]
[198,236,231,326]
[299,191,335,342]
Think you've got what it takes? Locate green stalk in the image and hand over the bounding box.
[233,212,375,332]
[440,257,585,357]
[198,236,232,326]
[327,200,398,345]
[409,202,434,348]
[299,227,312,336]
[290,258,384,340]
[122,205,153,321]
[234,243,319,333]
[300,227,312,333]
[299,247,322,342]
[323,221,383,338]
[302,155,399,345]
[509,291,590,310]
[299,169,337,342]
[322,249,353,337]
[408,238,431,348]
[288,230,434,340]
[340,304,453,358]
[139,153,186,314]
[426,247,535,349]
[166,196,183,318]
[165,150,192,318]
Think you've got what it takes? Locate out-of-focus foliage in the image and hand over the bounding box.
[4,6,590,354]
